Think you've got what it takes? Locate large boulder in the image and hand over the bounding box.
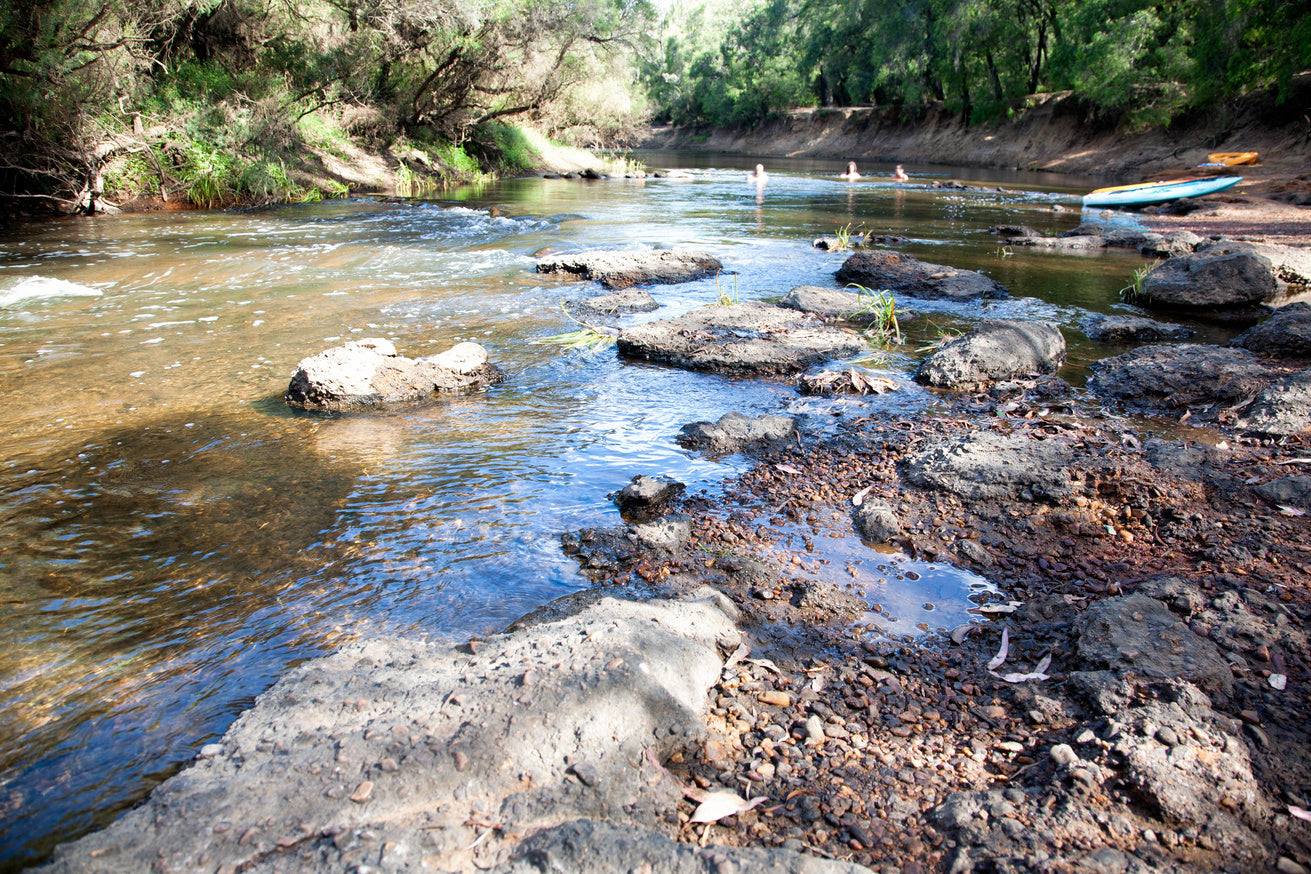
[1086,344,1277,411]
[1135,240,1311,311]
[915,320,1066,390]
[617,303,867,375]
[1230,301,1311,359]
[901,429,1077,502]
[285,338,504,411]
[834,250,1008,301]
[1233,368,1311,437]
[536,248,723,289]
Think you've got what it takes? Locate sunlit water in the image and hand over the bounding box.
[0,152,1234,868]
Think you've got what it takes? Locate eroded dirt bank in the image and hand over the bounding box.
[640,78,1311,207]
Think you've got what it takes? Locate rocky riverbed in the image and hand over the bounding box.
[41,214,1311,874]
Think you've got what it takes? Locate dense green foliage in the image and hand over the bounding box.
[0,0,653,212]
[644,0,1311,128]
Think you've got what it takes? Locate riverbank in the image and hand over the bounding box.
[37,199,1311,872]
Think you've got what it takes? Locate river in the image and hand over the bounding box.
[0,151,1223,869]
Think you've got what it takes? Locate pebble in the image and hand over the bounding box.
[1278,859,1309,874]
[758,691,792,707]
[199,744,224,759]
[350,781,374,803]
[1049,744,1078,767]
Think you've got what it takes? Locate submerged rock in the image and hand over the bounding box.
[915,320,1066,390]
[1083,314,1193,345]
[284,338,503,411]
[1086,344,1277,411]
[536,248,723,289]
[569,287,659,315]
[617,302,867,375]
[834,250,1008,301]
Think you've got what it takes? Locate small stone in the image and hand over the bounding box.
[569,762,599,787]
[452,750,469,771]
[1049,744,1078,767]
[1278,858,1309,874]
[758,691,792,707]
[1155,727,1179,747]
[350,781,374,803]
[199,744,224,759]
[379,758,399,772]
[805,715,826,745]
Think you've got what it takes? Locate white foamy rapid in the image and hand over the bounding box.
[0,277,103,307]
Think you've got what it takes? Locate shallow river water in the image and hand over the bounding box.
[0,151,1228,868]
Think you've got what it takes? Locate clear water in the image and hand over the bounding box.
[0,151,1221,868]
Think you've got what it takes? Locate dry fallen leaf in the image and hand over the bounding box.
[852,484,875,507]
[1291,805,1311,823]
[689,790,769,824]
[950,624,976,644]
[987,627,1010,671]
[776,464,803,475]
[1278,505,1306,517]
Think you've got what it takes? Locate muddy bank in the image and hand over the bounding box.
[639,79,1311,203]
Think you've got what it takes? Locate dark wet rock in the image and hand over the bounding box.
[780,285,906,328]
[1083,315,1194,345]
[491,818,870,874]
[1086,344,1277,411]
[853,499,901,543]
[570,287,659,315]
[1073,593,1232,697]
[40,590,742,874]
[1010,234,1107,251]
[284,338,504,411]
[536,248,723,289]
[864,233,910,245]
[988,374,1073,401]
[610,475,686,519]
[1230,301,1311,359]
[1254,475,1311,509]
[1233,368,1311,437]
[617,303,867,375]
[901,429,1076,502]
[678,411,798,454]
[834,250,1008,301]
[1134,240,1311,311]
[989,224,1043,239]
[915,320,1066,390]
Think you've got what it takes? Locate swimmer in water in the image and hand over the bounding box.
[747,163,767,182]
[839,161,861,180]
[893,164,909,181]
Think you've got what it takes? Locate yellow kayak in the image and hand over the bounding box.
[1206,151,1259,166]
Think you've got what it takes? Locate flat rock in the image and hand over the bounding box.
[1010,234,1107,251]
[901,430,1076,502]
[678,411,798,454]
[285,338,503,411]
[536,248,723,289]
[834,250,1008,301]
[1084,315,1193,345]
[915,320,1066,390]
[779,285,906,327]
[1233,368,1311,437]
[1073,593,1232,697]
[617,303,868,375]
[1135,240,1311,311]
[41,590,742,874]
[1254,475,1311,509]
[1086,344,1277,411]
[1230,301,1311,359]
[490,818,871,874]
[569,287,659,315]
[610,474,686,519]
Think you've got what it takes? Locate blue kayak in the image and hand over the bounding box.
[1083,176,1242,208]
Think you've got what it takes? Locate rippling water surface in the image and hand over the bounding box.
[0,152,1210,867]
